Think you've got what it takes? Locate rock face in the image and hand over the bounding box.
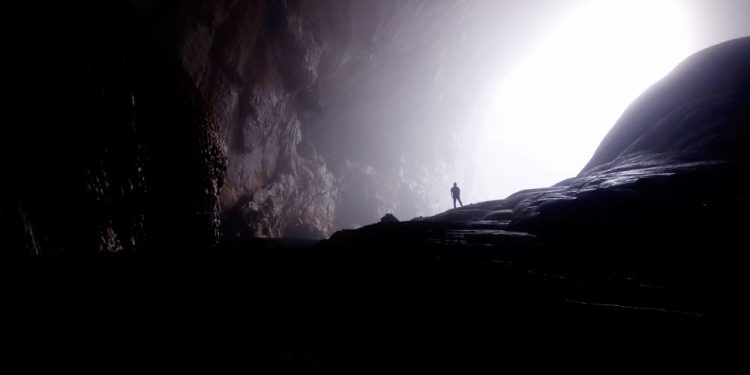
[126,0,563,239]
[1,3,226,254]
[149,0,470,238]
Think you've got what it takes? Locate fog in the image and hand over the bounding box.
[312,0,750,224]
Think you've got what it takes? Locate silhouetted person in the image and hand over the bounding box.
[450,182,463,208]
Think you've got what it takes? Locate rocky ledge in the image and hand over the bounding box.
[318,37,750,331]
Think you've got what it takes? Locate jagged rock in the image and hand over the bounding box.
[2,1,571,251]
[1,3,226,255]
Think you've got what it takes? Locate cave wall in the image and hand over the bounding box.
[1,2,226,254]
[151,0,467,238]
[133,0,567,239]
[0,0,572,253]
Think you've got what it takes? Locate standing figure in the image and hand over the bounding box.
[450,182,463,209]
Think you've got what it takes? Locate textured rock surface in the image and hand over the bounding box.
[130,0,566,238]
[1,3,226,254]
[157,0,467,238]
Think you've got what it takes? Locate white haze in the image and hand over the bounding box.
[456,0,750,203]
[317,0,750,224]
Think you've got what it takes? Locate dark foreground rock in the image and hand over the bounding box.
[2,3,226,255]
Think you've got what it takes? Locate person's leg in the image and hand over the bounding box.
[458,197,463,207]
[453,197,457,208]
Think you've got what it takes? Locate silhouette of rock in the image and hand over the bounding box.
[43,1,565,239]
[321,37,750,331]
[380,213,399,223]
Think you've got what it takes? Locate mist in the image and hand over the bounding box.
[315,0,750,223]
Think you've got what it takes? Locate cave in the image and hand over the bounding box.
[2,0,750,370]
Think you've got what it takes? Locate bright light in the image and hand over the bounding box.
[472,0,691,202]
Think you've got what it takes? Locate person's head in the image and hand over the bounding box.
[453,182,457,186]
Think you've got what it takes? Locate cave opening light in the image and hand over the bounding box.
[472,0,692,202]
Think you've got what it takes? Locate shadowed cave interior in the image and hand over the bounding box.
[1,0,750,369]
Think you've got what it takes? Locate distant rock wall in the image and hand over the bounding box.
[137,0,524,238]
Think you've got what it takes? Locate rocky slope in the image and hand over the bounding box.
[2,3,226,255]
[321,37,750,327]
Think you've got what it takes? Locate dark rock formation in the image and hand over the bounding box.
[1,3,226,254]
[154,0,472,238]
